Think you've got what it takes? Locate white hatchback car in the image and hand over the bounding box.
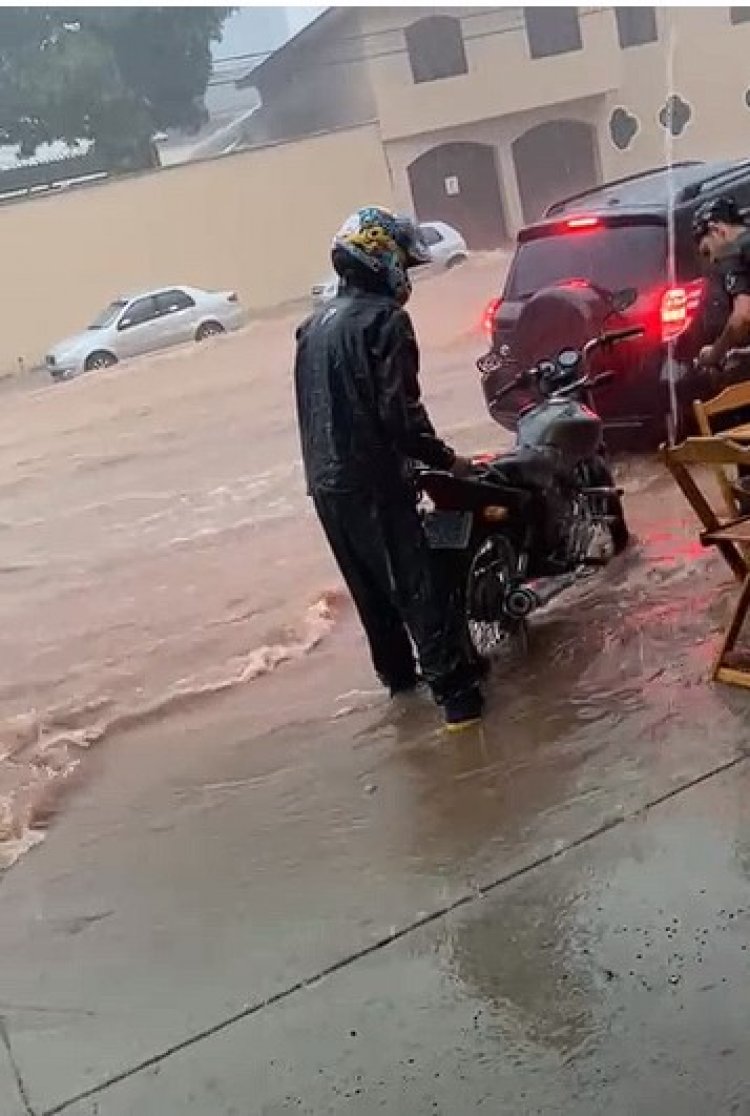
[45,285,248,380]
[311,220,468,305]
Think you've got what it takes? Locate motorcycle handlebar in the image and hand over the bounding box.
[485,323,645,402]
[599,326,646,345]
[491,369,528,402]
[583,326,645,357]
[692,347,750,373]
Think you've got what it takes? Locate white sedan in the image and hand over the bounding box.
[45,285,248,380]
[311,220,468,305]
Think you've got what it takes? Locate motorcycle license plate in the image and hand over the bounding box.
[423,510,472,550]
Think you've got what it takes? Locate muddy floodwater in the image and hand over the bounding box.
[0,253,746,869]
[4,256,750,1116]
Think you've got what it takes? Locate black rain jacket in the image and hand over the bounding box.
[294,287,455,496]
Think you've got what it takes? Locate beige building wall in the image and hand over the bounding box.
[6,6,750,374]
[0,124,394,374]
[601,7,750,179]
[358,6,750,238]
[384,95,605,234]
[361,6,621,143]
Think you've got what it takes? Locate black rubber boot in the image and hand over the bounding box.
[388,674,423,698]
[443,685,485,733]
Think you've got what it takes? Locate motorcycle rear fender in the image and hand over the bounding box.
[419,470,531,516]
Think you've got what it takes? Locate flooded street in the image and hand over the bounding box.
[1,256,750,1114]
[0,256,506,863]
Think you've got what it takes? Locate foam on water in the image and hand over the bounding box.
[0,591,341,870]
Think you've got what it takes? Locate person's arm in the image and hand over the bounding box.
[700,257,750,366]
[703,293,750,364]
[373,308,459,471]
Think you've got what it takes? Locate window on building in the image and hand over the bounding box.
[615,7,658,47]
[524,7,582,59]
[730,7,750,23]
[405,16,468,84]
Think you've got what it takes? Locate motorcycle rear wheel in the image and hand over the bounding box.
[465,534,528,659]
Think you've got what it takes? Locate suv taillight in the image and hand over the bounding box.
[482,298,501,342]
[660,279,705,343]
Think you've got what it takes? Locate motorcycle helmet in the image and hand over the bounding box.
[692,195,743,243]
[331,206,430,304]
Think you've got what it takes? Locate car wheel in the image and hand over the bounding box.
[84,351,117,372]
[196,321,225,342]
[445,254,467,270]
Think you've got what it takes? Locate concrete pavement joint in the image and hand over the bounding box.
[43,747,749,1116]
[0,1016,36,1116]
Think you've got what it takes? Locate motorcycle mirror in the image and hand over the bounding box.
[610,287,638,313]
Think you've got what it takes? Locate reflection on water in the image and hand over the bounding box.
[436,790,750,1110]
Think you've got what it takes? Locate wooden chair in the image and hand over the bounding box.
[694,381,750,517]
[662,436,750,688]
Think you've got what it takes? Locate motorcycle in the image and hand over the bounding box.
[419,318,645,657]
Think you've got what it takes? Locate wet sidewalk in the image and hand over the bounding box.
[56,764,750,1116]
[1,480,750,1115]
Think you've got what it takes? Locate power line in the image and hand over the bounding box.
[210,6,499,64]
[207,7,608,84]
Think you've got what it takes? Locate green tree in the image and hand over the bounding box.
[0,7,232,169]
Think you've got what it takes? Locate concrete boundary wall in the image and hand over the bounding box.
[0,123,394,373]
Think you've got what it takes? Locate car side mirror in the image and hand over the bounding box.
[118,318,131,330]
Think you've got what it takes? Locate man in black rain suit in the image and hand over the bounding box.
[294,206,484,731]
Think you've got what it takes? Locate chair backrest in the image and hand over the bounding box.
[694,382,750,429]
[692,387,750,517]
[661,436,750,468]
[661,436,750,580]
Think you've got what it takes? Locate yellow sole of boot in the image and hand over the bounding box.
[444,717,482,734]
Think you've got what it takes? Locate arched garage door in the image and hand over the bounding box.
[512,120,600,225]
[407,142,507,249]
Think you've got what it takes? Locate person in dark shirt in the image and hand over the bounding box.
[693,196,750,508]
[294,206,484,731]
[694,196,750,369]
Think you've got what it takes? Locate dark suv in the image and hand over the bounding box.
[481,160,750,449]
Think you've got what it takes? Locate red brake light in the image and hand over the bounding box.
[565,216,600,231]
[557,278,590,290]
[660,278,705,343]
[482,298,501,342]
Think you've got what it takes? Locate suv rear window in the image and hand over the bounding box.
[506,222,668,298]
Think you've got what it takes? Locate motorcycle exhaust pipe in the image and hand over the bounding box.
[581,486,623,497]
[504,572,578,619]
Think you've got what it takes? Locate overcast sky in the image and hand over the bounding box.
[213,7,323,61]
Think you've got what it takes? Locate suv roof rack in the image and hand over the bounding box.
[545,162,704,218]
[682,158,750,201]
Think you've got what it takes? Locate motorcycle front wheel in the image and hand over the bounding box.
[584,457,629,555]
